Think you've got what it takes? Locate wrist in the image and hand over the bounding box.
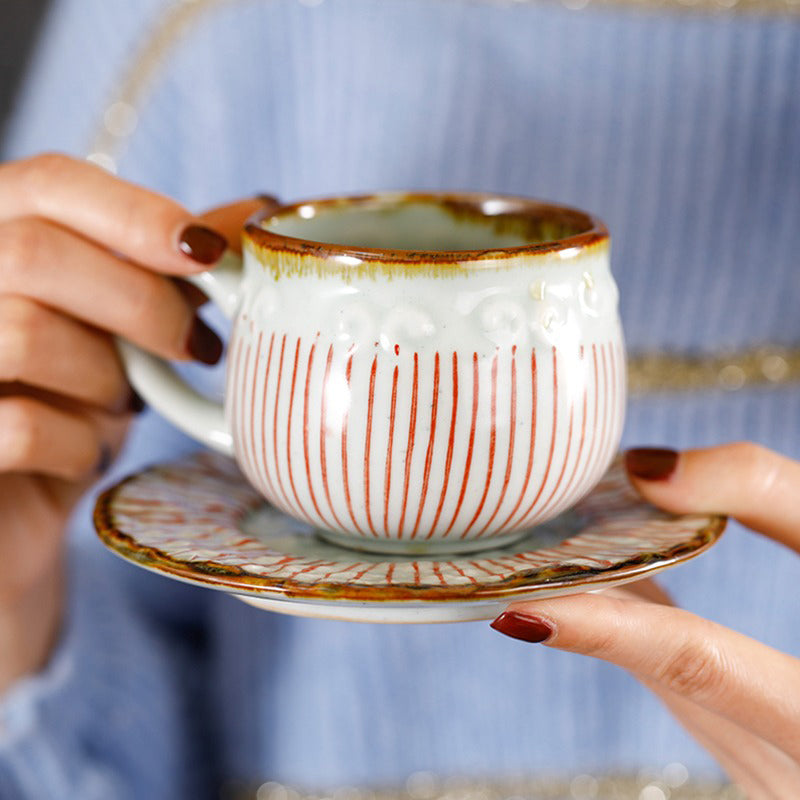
[0,558,65,695]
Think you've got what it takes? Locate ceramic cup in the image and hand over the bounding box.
[120,192,625,554]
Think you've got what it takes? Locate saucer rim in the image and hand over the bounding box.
[94,457,726,605]
[231,563,682,623]
[98,543,706,624]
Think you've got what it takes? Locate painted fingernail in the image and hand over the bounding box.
[255,193,280,208]
[128,390,146,414]
[178,224,228,265]
[625,447,679,481]
[490,611,554,643]
[173,278,210,309]
[187,317,223,365]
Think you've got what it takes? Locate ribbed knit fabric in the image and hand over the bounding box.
[1,0,799,797]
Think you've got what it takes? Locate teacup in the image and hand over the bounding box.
[120,192,625,554]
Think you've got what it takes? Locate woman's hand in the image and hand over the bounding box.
[491,443,800,798]
[0,153,262,691]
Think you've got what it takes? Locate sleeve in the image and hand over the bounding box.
[0,531,215,800]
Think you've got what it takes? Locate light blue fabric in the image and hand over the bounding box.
[1,0,799,796]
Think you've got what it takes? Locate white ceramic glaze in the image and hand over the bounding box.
[119,193,625,554]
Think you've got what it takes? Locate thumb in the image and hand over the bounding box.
[624,443,800,553]
[198,195,280,251]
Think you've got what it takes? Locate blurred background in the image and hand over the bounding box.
[1,0,50,139]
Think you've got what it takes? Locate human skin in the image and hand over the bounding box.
[0,152,262,691]
[492,444,800,797]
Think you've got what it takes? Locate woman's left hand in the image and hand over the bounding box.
[491,444,800,797]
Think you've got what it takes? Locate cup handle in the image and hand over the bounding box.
[116,249,244,457]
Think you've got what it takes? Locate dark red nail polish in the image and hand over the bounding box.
[128,390,146,414]
[173,278,210,309]
[255,193,281,210]
[178,225,228,265]
[490,611,554,643]
[625,447,679,481]
[187,317,223,365]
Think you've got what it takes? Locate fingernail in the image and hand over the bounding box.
[625,447,679,481]
[187,317,223,365]
[178,224,228,265]
[128,390,146,414]
[173,278,210,309]
[490,611,554,643]
[255,193,281,210]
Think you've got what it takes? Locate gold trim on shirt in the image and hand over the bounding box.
[221,771,745,800]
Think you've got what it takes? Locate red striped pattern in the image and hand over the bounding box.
[410,353,440,539]
[383,365,399,536]
[426,352,459,538]
[228,320,625,545]
[363,355,379,537]
[397,353,419,533]
[319,344,347,532]
[340,352,364,535]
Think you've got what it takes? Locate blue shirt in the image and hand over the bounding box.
[1,1,799,796]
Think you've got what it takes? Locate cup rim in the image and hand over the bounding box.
[244,191,608,264]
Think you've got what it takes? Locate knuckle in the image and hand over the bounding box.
[580,626,621,659]
[727,440,767,465]
[0,219,47,289]
[728,441,779,505]
[93,355,127,409]
[115,195,151,253]
[577,596,631,659]
[116,192,181,256]
[654,634,729,702]
[69,435,101,480]
[124,273,165,326]
[0,397,40,468]
[0,298,40,381]
[17,153,75,201]
[0,397,100,479]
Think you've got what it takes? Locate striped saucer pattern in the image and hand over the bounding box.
[94,452,725,605]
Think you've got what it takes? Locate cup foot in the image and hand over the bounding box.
[314,528,530,556]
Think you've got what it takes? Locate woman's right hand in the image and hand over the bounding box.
[0,153,259,692]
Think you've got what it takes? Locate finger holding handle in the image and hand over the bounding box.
[116,196,280,454]
[0,152,266,689]
[0,154,229,274]
[0,217,223,364]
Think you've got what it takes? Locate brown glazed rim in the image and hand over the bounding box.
[244,191,609,264]
[94,472,726,604]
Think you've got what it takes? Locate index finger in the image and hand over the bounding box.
[492,592,800,760]
[0,153,227,274]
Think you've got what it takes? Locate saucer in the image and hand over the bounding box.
[94,452,725,624]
